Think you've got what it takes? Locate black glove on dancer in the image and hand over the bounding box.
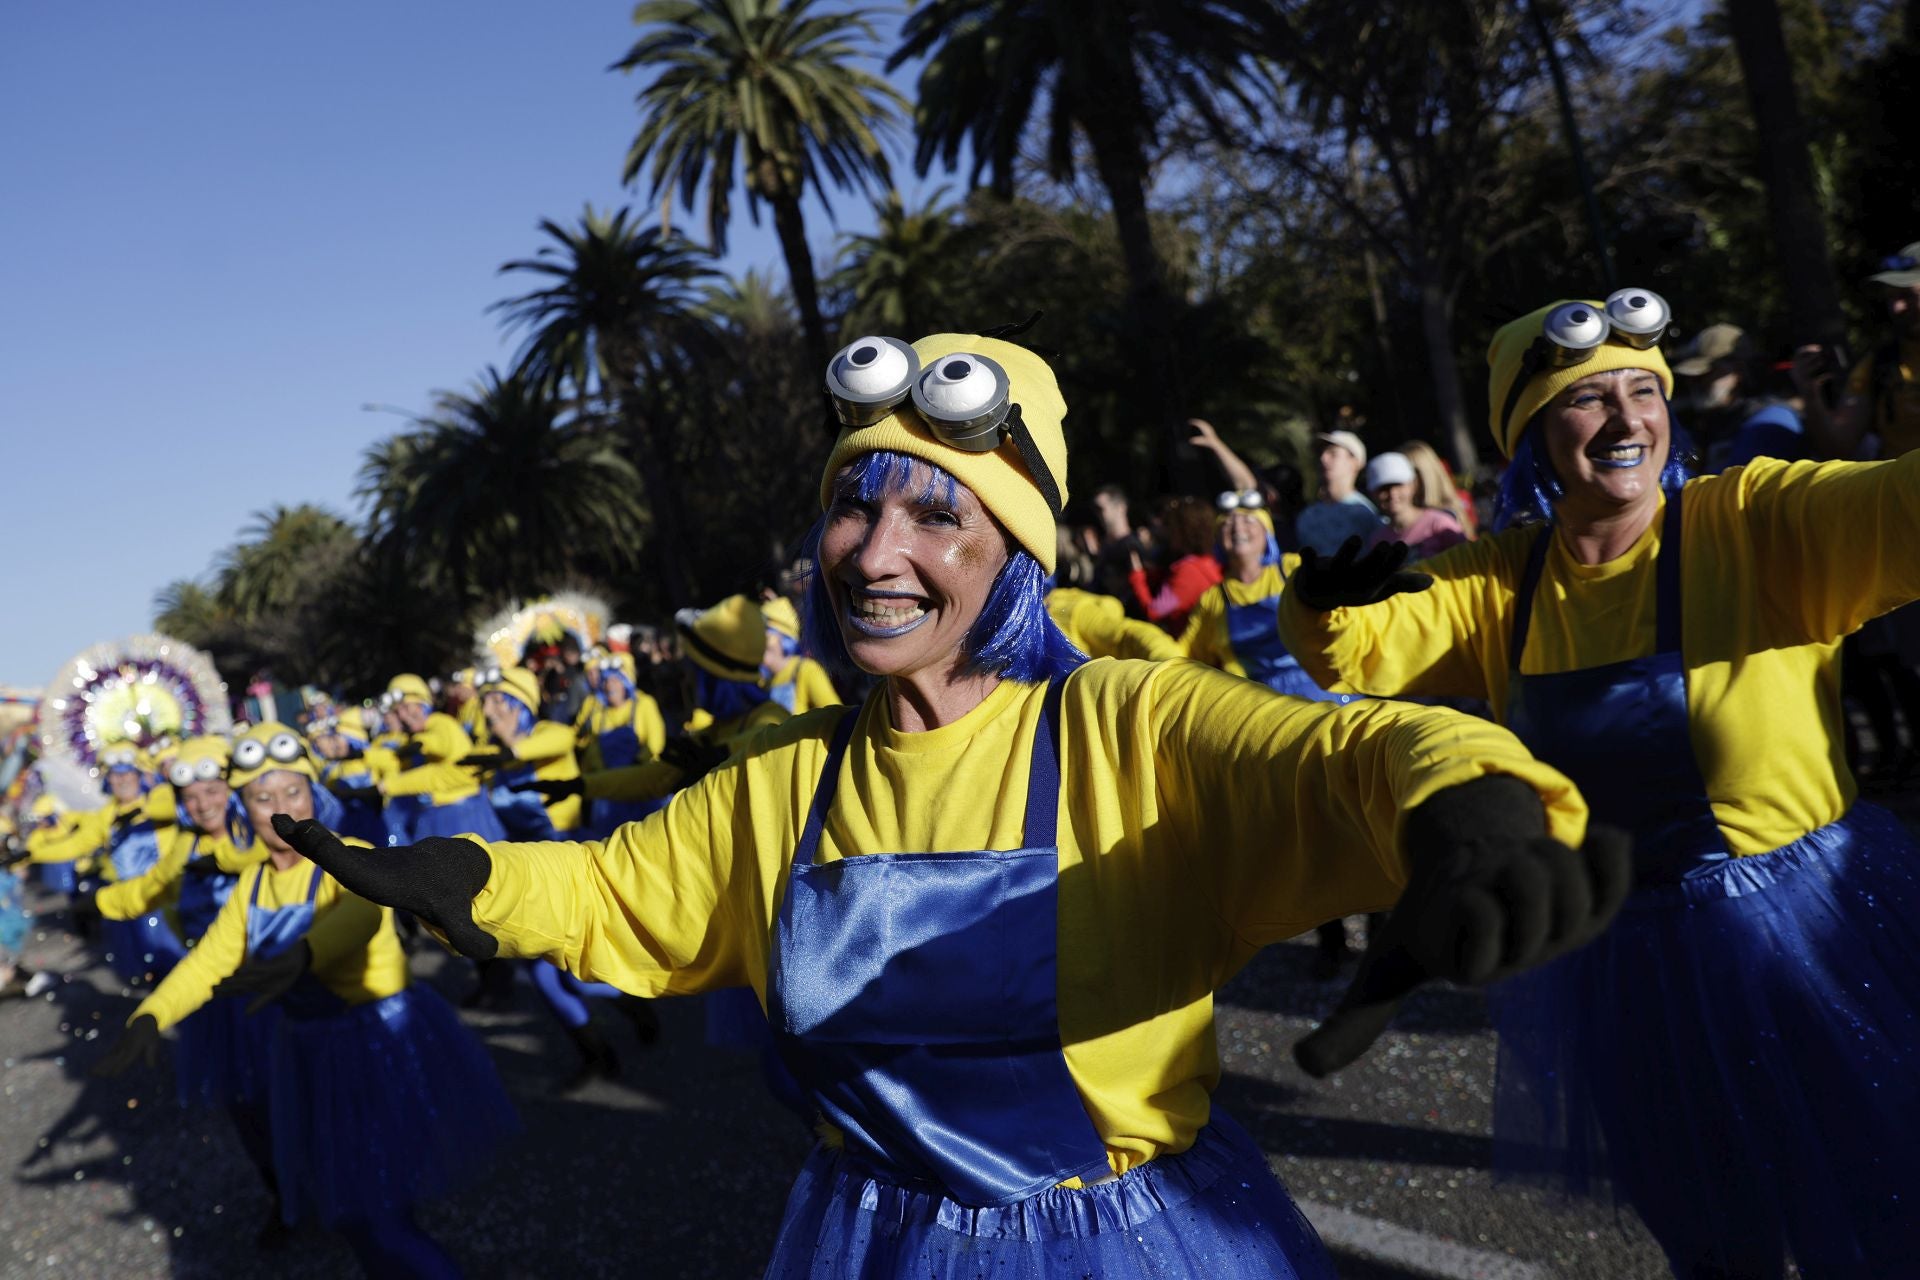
[1290,536,1434,611]
[1293,776,1632,1078]
[661,736,729,786]
[508,777,584,801]
[93,1014,162,1078]
[271,815,497,960]
[68,888,102,934]
[212,940,312,1015]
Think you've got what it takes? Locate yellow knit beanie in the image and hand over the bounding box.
[678,596,767,682]
[227,721,319,790]
[481,667,542,715]
[386,673,433,707]
[759,596,801,641]
[818,334,1069,573]
[1487,301,1675,458]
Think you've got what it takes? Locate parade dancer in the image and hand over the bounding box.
[277,330,1626,1280]
[759,597,842,715]
[96,721,517,1279]
[573,651,667,840]
[380,674,506,842]
[1277,290,1920,1278]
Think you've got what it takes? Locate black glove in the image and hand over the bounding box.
[1290,536,1434,611]
[1294,776,1632,1078]
[508,776,584,801]
[270,815,498,960]
[461,750,513,772]
[183,855,227,878]
[661,736,729,786]
[92,1014,162,1077]
[212,940,311,1015]
[1,836,28,868]
[68,888,102,934]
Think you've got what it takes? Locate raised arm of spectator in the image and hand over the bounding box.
[1187,418,1260,492]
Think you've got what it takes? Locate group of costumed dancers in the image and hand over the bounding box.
[2,289,1916,1279]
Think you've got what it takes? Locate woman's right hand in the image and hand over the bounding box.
[92,1014,162,1078]
[270,815,499,959]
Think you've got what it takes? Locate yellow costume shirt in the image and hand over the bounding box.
[577,694,669,772]
[473,657,1583,1175]
[133,854,406,1031]
[95,825,265,922]
[584,700,791,804]
[1277,455,1920,856]
[1046,588,1183,662]
[509,721,584,830]
[771,657,841,715]
[1178,559,1304,676]
[384,713,482,803]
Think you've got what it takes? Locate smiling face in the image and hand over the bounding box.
[1539,367,1670,522]
[1218,510,1267,576]
[482,691,524,745]
[241,770,313,857]
[107,769,144,805]
[1372,480,1416,521]
[180,778,230,833]
[818,459,1011,680]
[395,701,429,734]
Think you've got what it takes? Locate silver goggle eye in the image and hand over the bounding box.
[267,733,303,763]
[233,739,266,771]
[1217,489,1263,511]
[910,352,1011,450]
[1540,302,1612,363]
[1603,287,1671,349]
[827,336,920,427]
[195,757,224,781]
[169,762,196,788]
[103,749,135,767]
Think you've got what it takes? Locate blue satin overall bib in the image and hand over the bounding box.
[174,833,239,942]
[1218,583,1355,704]
[100,814,187,984]
[1491,488,1920,1277]
[246,864,346,1019]
[766,678,1112,1207]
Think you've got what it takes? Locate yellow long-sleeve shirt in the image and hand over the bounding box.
[583,700,791,804]
[577,694,669,772]
[384,713,481,803]
[507,721,584,830]
[1277,455,1920,856]
[27,809,111,869]
[132,854,406,1031]
[1046,588,1184,661]
[472,657,1583,1175]
[770,657,841,715]
[95,824,265,922]
[1178,559,1304,676]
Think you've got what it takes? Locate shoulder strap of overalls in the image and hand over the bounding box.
[1509,487,1686,670]
[793,706,862,867]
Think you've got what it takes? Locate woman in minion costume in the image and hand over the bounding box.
[381,674,506,843]
[96,720,517,1279]
[83,742,187,984]
[1277,289,1920,1278]
[1180,490,1358,704]
[759,597,842,715]
[477,666,582,841]
[312,706,396,848]
[274,329,1626,1280]
[574,651,668,839]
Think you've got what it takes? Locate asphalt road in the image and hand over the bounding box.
[29,782,1920,1279]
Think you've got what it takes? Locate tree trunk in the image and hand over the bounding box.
[768,189,831,415]
[1085,123,1203,493]
[1725,0,1847,349]
[604,361,695,604]
[1417,276,1480,478]
[1347,136,1404,433]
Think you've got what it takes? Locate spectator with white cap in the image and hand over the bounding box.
[1295,425,1385,554]
[1673,323,1806,470]
[1362,451,1468,561]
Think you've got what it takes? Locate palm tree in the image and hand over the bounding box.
[834,188,976,339]
[152,579,227,647]
[358,368,647,608]
[493,206,720,597]
[217,505,358,620]
[893,1,1269,450]
[612,0,905,375]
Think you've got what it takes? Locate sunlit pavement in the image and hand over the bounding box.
[17,781,1917,1280]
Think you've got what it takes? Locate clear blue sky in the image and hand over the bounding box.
[1,2,937,688]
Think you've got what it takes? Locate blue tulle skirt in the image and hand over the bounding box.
[268,985,519,1227]
[409,792,507,843]
[1489,802,1920,1277]
[39,861,78,894]
[762,1113,1334,1279]
[173,995,277,1109]
[99,912,188,986]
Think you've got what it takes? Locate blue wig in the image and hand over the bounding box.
[802,450,1086,686]
[1493,417,1697,531]
[694,665,770,722]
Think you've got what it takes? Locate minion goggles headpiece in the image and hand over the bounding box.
[168,757,226,788]
[1498,288,1673,441]
[231,730,307,774]
[825,335,1065,517]
[1216,489,1265,512]
[99,745,143,772]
